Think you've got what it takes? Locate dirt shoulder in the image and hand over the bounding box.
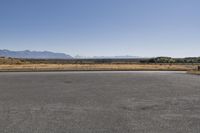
[187,71,200,75]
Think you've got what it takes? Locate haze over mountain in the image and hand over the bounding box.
[0,49,72,59]
[74,55,142,59]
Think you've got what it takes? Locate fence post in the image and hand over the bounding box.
[198,66,200,71]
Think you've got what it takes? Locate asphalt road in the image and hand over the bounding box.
[0,71,200,133]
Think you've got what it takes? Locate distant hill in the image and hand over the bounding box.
[0,49,72,59]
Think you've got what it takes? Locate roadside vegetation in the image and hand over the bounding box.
[187,66,200,75]
[0,56,199,72]
[0,64,196,72]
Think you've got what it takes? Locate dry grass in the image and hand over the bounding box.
[0,57,23,64]
[0,63,197,72]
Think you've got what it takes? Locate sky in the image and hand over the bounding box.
[0,0,200,57]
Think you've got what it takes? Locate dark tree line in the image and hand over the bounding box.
[140,57,200,64]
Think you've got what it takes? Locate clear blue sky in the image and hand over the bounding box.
[0,0,200,57]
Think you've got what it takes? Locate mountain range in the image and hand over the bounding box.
[0,49,143,59]
[0,49,72,59]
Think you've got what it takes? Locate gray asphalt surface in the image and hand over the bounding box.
[0,71,200,133]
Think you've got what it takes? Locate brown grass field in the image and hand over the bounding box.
[0,57,199,72]
[0,63,197,72]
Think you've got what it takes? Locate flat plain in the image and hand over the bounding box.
[0,71,200,133]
